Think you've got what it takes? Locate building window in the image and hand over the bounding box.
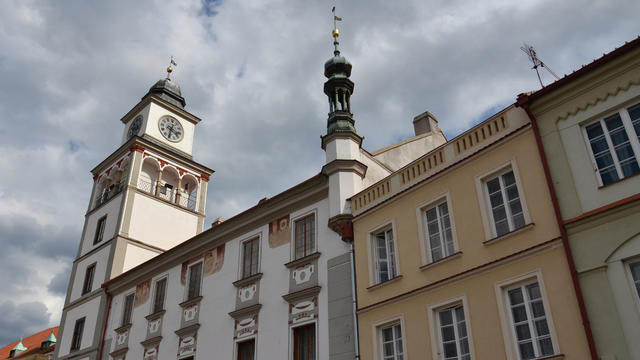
[505,281,554,359]
[81,263,96,295]
[437,305,471,360]
[152,278,167,314]
[293,323,315,360]
[379,323,404,360]
[373,228,397,283]
[242,237,260,278]
[122,293,135,326]
[294,214,315,259]
[93,216,107,244]
[584,103,640,185]
[424,201,455,262]
[485,170,525,237]
[629,261,640,299]
[237,339,255,360]
[187,262,203,300]
[70,317,85,351]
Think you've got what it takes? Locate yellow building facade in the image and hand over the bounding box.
[351,106,592,359]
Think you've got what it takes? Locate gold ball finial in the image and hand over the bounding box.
[167,66,173,73]
[332,28,340,38]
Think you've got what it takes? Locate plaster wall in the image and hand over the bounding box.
[58,297,101,358]
[121,104,151,144]
[329,172,361,216]
[69,246,111,303]
[371,132,447,171]
[121,243,162,273]
[359,150,392,188]
[325,138,360,162]
[80,194,122,256]
[356,246,590,360]
[126,192,199,250]
[353,129,559,308]
[105,197,353,359]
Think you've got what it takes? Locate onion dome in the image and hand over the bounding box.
[147,78,186,109]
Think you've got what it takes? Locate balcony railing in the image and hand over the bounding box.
[94,180,125,209]
[137,178,197,211]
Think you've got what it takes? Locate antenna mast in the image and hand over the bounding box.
[520,43,559,87]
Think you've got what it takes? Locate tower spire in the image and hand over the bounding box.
[332,7,342,56]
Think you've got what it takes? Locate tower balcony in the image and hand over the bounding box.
[93,180,126,209]
[137,178,197,211]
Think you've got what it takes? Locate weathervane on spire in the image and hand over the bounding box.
[166,56,178,80]
[331,6,342,55]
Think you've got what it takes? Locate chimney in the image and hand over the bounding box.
[413,111,438,136]
[211,217,225,228]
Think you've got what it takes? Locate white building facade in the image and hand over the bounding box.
[55,31,446,360]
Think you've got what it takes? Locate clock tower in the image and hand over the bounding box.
[55,74,213,360]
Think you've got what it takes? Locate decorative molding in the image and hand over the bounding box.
[555,79,640,123]
[179,296,203,309]
[284,252,321,269]
[130,144,145,153]
[174,323,200,337]
[110,347,128,358]
[321,159,367,178]
[320,131,363,149]
[282,285,321,303]
[140,336,162,347]
[114,323,132,334]
[145,309,166,321]
[228,304,262,319]
[327,214,353,235]
[232,273,263,288]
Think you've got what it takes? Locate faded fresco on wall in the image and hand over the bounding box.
[204,244,225,276]
[134,279,151,307]
[269,215,290,248]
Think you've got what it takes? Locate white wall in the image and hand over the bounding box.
[122,243,161,273]
[69,246,111,303]
[80,193,122,256]
[58,297,101,357]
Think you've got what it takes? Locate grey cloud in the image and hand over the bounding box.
[0,301,51,347]
[48,264,71,297]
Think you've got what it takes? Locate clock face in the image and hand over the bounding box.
[158,116,184,142]
[127,115,143,139]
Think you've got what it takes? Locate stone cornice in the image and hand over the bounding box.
[284,252,321,269]
[174,323,200,337]
[140,336,163,347]
[321,131,363,150]
[178,296,202,309]
[232,273,263,288]
[282,285,321,303]
[321,159,367,178]
[120,94,201,125]
[145,309,166,321]
[228,304,262,319]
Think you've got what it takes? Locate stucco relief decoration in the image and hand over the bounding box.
[116,331,128,345]
[134,279,151,307]
[291,299,315,324]
[239,284,257,302]
[269,215,290,248]
[143,345,159,360]
[148,318,161,333]
[204,244,225,276]
[183,304,198,322]
[236,316,257,339]
[177,333,197,357]
[292,264,314,285]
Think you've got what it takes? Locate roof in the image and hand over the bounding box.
[0,327,58,359]
[518,35,640,104]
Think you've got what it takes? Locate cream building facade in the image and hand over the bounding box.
[351,105,592,359]
[518,37,640,360]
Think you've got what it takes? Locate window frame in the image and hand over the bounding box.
[371,316,406,360]
[428,296,474,360]
[236,337,256,360]
[240,236,261,279]
[151,276,168,314]
[70,317,85,351]
[494,271,559,360]
[417,193,459,265]
[121,292,135,327]
[625,258,640,313]
[291,211,317,260]
[582,102,640,186]
[368,221,400,285]
[291,321,317,360]
[475,161,530,240]
[186,261,204,300]
[93,215,107,245]
[81,263,96,295]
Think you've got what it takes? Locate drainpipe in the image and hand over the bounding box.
[516,95,598,360]
[342,220,360,360]
[97,287,113,360]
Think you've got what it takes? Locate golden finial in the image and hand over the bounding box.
[166,56,177,79]
[332,6,342,38]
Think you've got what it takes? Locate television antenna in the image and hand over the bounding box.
[520,43,559,87]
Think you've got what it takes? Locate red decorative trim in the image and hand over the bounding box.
[130,144,145,153]
[201,174,210,182]
[93,174,99,181]
[105,168,112,176]
[143,152,150,158]
[179,168,186,176]
[116,159,123,168]
[159,159,168,168]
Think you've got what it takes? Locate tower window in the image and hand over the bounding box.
[93,216,107,244]
[70,317,85,351]
[81,263,96,295]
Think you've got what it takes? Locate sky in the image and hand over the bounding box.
[0,0,638,347]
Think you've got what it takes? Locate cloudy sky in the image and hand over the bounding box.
[0,0,638,346]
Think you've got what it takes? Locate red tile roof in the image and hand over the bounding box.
[0,327,58,359]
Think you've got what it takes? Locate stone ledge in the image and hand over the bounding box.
[284,252,321,269]
[178,296,203,309]
[140,336,163,347]
[228,303,262,319]
[232,273,263,288]
[175,323,200,337]
[145,309,166,321]
[282,285,322,303]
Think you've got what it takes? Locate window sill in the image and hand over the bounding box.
[284,252,321,269]
[419,251,462,271]
[114,323,132,334]
[598,171,640,189]
[179,296,202,309]
[140,336,162,347]
[366,275,403,291]
[228,303,262,319]
[533,354,564,360]
[145,309,166,321]
[482,223,535,246]
[232,273,263,288]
